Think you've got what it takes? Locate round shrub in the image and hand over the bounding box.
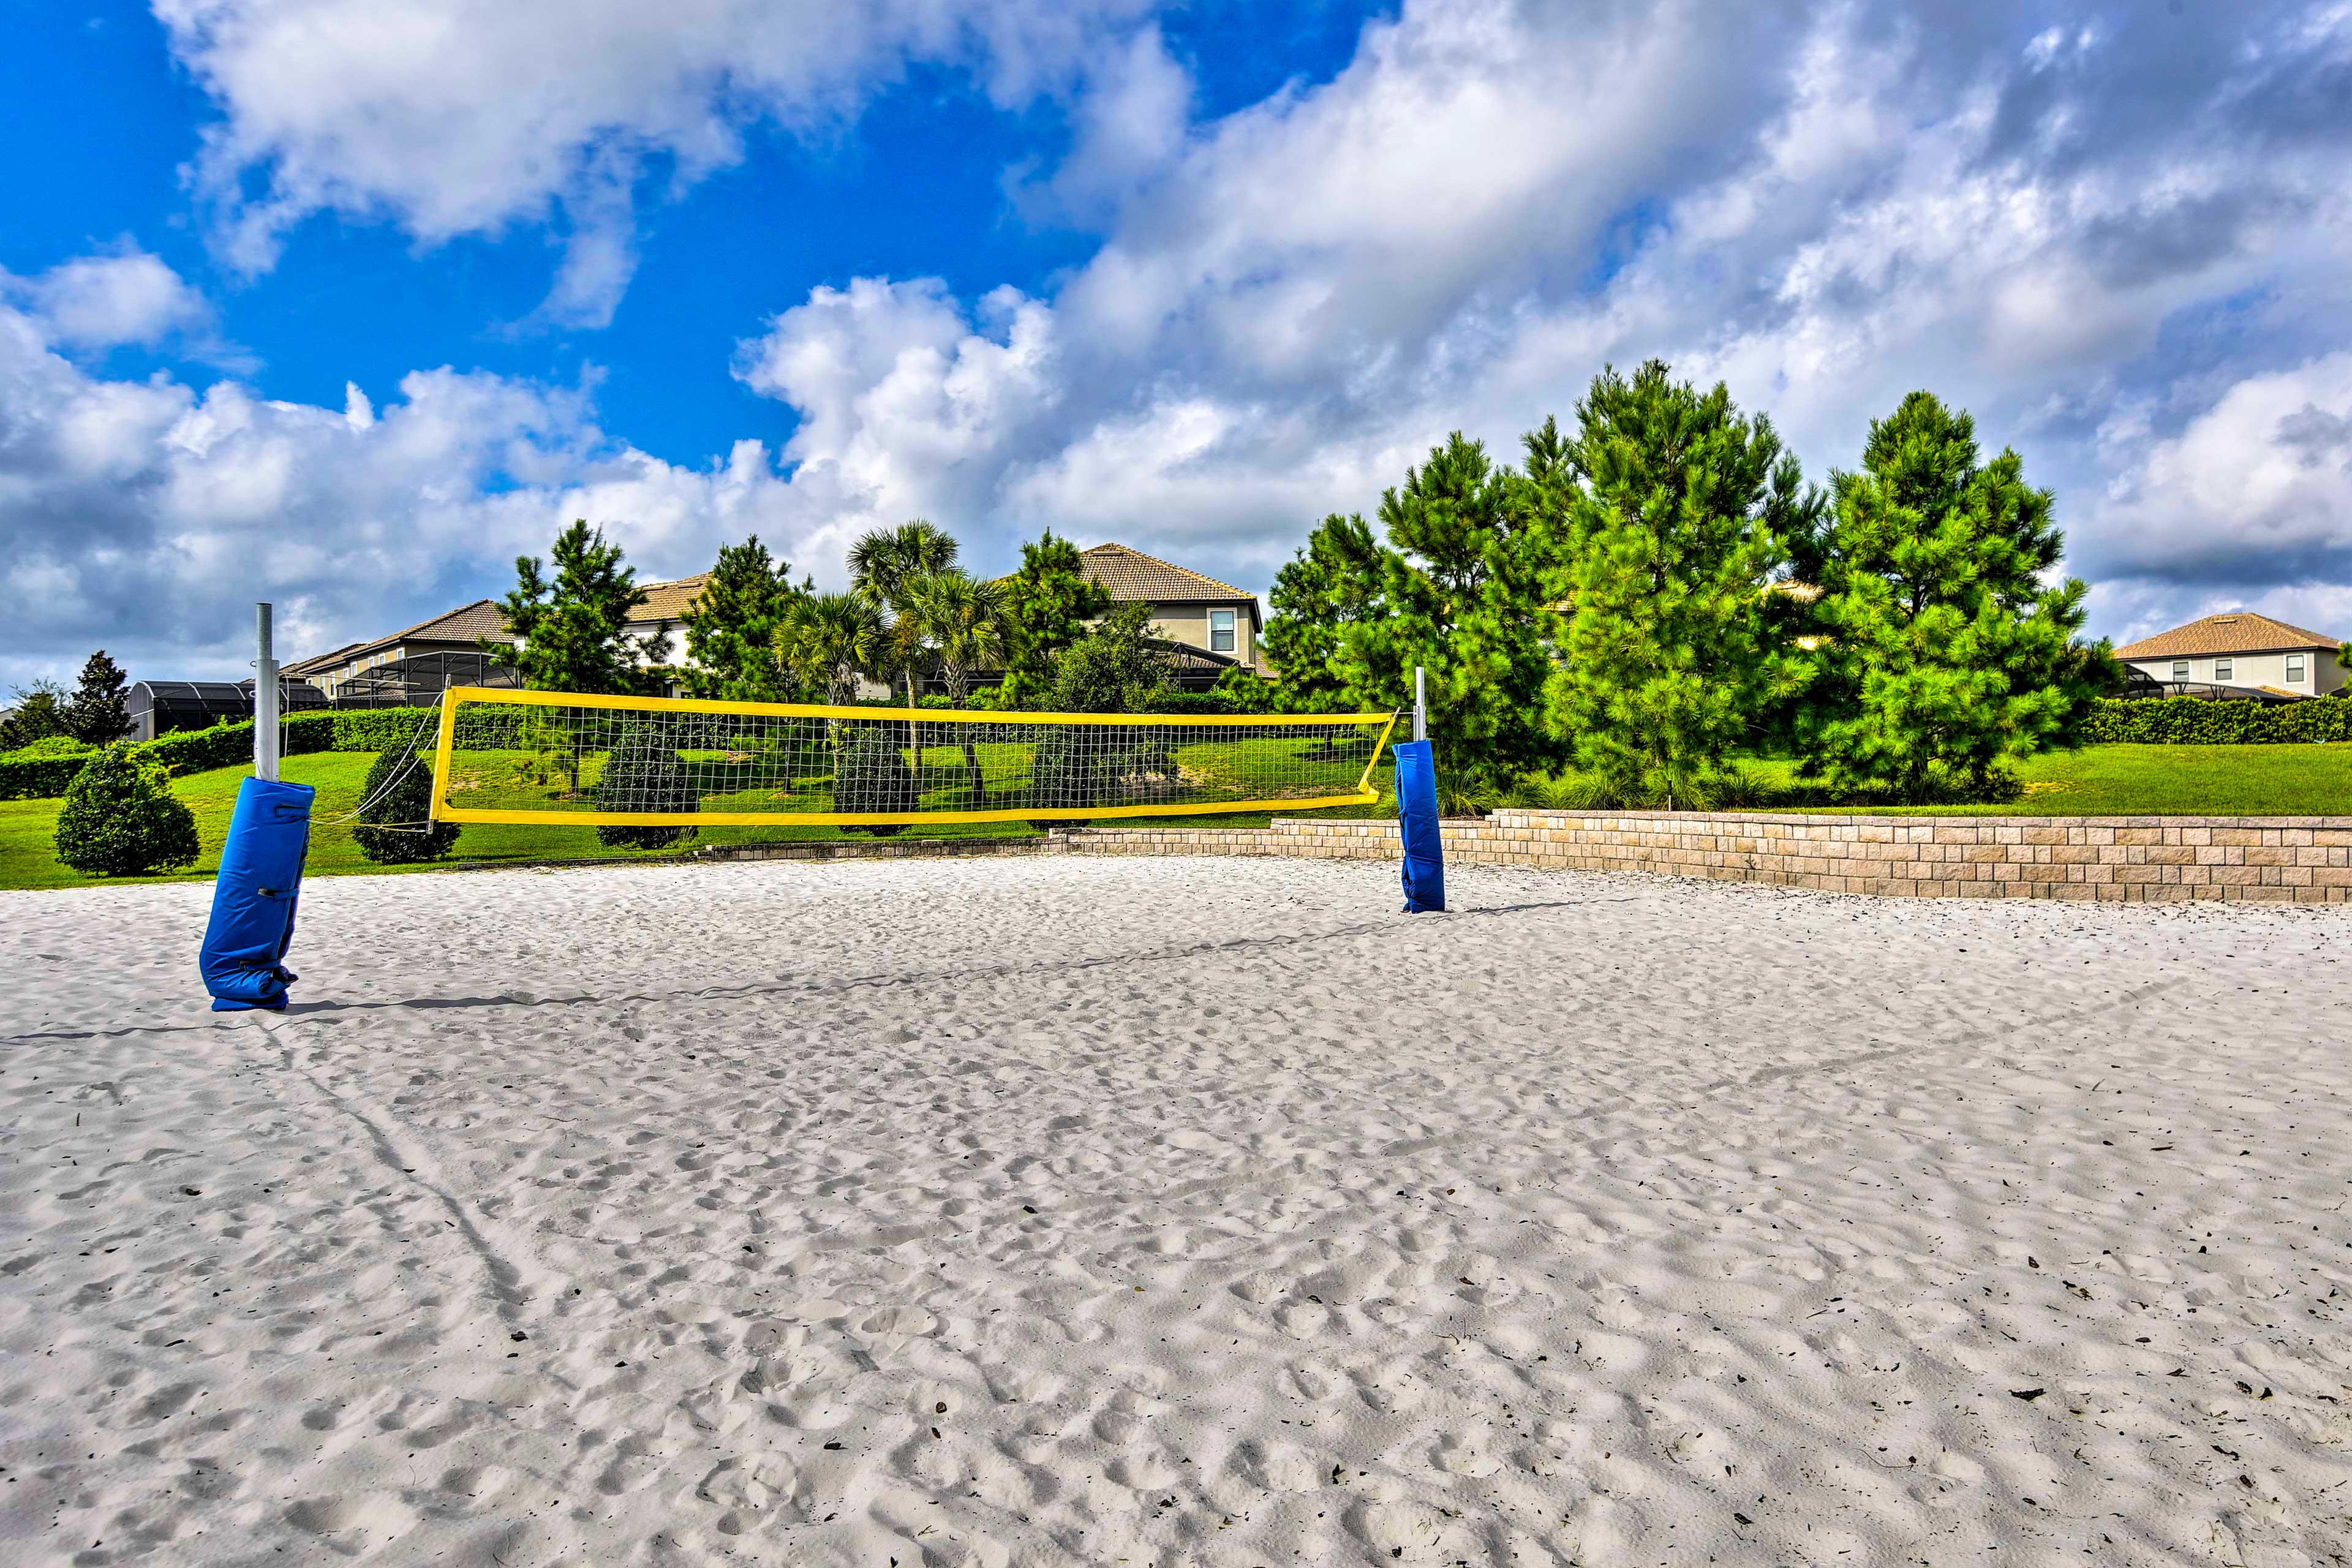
[54,743,200,877]
[352,748,462,864]
[833,720,916,836]
[594,720,699,850]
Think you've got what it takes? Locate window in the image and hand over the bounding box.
[2172,660,2190,682]
[2288,655,2306,684]
[1209,608,1236,654]
[2214,658,2233,682]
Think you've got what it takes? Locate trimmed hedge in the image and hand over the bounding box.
[333,706,458,752]
[0,752,94,799]
[2081,695,2352,745]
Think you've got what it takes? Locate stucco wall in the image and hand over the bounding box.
[1144,602,1255,668]
[2125,648,2345,695]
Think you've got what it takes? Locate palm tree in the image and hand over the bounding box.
[848,519,960,706]
[773,592,883,709]
[849,520,960,774]
[901,568,1014,805]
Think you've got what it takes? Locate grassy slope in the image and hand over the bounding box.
[1727,744,2352,816]
[5,742,2344,892]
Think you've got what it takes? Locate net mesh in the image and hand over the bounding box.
[429,688,1398,826]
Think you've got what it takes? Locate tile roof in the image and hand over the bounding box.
[2113,612,2345,660]
[1077,543,1256,606]
[631,571,710,623]
[290,573,717,671]
[399,598,512,643]
[285,600,511,671]
[281,641,366,678]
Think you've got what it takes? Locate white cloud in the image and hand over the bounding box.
[18,0,2352,684]
[2092,352,2352,591]
[0,295,836,687]
[2,245,214,350]
[154,0,1156,326]
[695,0,2352,638]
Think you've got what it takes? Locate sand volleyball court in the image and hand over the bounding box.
[3,857,2349,1566]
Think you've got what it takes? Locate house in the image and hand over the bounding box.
[291,546,1264,706]
[281,599,517,704]
[625,572,710,671]
[2113,612,2347,699]
[1069,542,1267,679]
[285,573,712,703]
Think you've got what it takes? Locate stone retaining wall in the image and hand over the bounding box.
[691,812,2352,902]
[1060,810,2352,903]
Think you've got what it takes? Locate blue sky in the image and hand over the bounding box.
[6,0,2352,685]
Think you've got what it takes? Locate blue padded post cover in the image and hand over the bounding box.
[1393,738,1446,913]
[199,777,316,1012]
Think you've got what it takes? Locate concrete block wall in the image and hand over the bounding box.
[1058,811,2352,904]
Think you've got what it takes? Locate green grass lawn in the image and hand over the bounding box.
[447,728,1384,820]
[1721,744,2352,816]
[0,750,1395,892]
[5,742,2343,892]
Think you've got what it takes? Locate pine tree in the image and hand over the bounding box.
[496,521,654,796]
[65,651,134,744]
[679,536,808,702]
[497,521,656,697]
[1262,514,1385,713]
[1,682,73,750]
[1796,391,2094,802]
[1330,434,1567,788]
[1000,529,1110,691]
[1540,361,1815,806]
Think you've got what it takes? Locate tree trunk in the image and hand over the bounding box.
[947,672,986,805]
[903,670,921,786]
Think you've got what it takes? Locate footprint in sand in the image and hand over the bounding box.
[285,1493,421,1555]
[135,1382,202,1422]
[1091,1406,1150,1446]
[437,1464,514,1505]
[695,1456,808,1520]
[1284,1361,1339,1401]
[859,1303,938,1336]
[1106,1449,1180,1489]
[177,1458,242,1502]
[1431,1430,1501,1477]
[1275,1300,1333,1338]
[597,1433,671,1494]
[1348,1498,1450,1558]
[1230,1270,1286,1304]
[894,1431,968,1490]
[1232,1438,1322,1492]
[1918,1450,1986,1506]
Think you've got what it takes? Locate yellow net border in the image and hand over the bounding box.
[428,686,1400,827]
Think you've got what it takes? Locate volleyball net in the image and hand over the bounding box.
[426,687,1398,827]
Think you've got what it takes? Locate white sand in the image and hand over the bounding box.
[4,858,2350,1567]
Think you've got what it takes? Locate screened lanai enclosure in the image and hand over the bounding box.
[127,679,330,742]
[328,650,519,708]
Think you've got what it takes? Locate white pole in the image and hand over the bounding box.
[1413,665,1427,743]
[255,603,279,782]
